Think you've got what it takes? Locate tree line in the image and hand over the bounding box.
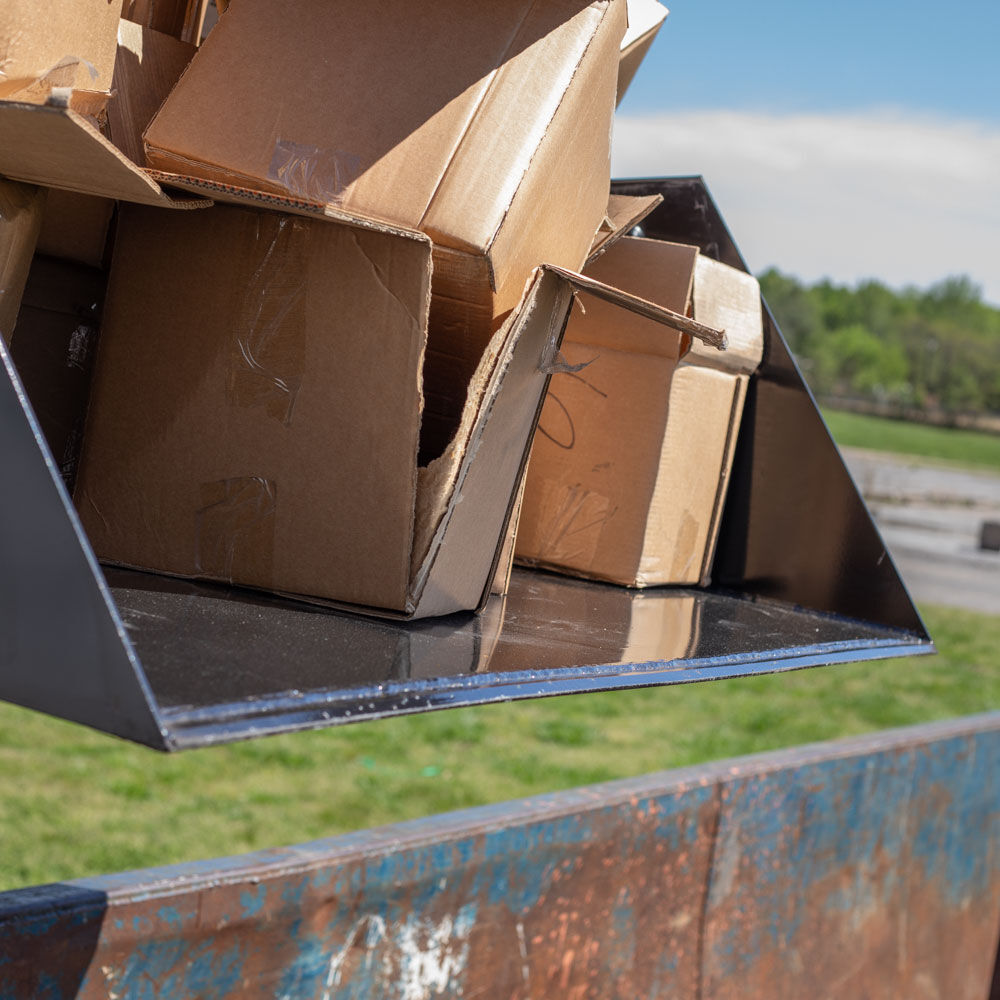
[758,270,1000,417]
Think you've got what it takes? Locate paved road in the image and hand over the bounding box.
[842,447,1000,615]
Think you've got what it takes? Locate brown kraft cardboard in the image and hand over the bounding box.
[515,235,763,587]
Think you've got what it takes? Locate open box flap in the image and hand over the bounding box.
[0,102,203,208]
[587,192,663,262]
[617,0,668,105]
[411,269,575,618]
[686,253,764,374]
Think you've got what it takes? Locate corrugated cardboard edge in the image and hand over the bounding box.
[686,254,763,372]
[491,473,526,596]
[477,0,621,291]
[147,170,429,242]
[411,268,576,618]
[586,192,663,263]
[0,103,206,208]
[697,374,748,585]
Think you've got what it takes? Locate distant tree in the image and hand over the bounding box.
[758,269,1000,418]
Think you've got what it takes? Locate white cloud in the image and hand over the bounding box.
[612,110,1000,305]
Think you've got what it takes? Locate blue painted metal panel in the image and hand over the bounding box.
[1,714,997,998]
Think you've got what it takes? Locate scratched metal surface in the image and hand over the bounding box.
[1,713,997,999]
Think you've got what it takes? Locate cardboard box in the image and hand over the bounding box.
[617,0,668,105]
[0,20,203,209]
[0,0,121,102]
[74,201,701,619]
[8,254,104,486]
[0,178,44,346]
[515,236,763,587]
[144,0,627,348]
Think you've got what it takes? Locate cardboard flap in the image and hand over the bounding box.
[687,255,763,374]
[546,263,727,350]
[587,192,663,262]
[412,269,575,618]
[0,102,203,208]
[618,0,668,105]
[623,0,669,49]
[147,170,430,242]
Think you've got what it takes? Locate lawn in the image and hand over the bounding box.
[0,603,995,891]
[823,408,1000,470]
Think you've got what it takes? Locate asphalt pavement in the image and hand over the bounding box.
[842,447,1000,615]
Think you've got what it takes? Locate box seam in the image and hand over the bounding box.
[482,0,613,275]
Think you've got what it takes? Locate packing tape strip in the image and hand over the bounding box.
[194,476,277,586]
[267,139,362,206]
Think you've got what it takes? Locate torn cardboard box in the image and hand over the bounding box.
[144,0,627,348]
[516,235,763,588]
[617,0,668,105]
[0,178,44,345]
[74,202,711,619]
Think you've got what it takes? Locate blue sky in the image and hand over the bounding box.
[620,0,1000,123]
[611,0,1000,302]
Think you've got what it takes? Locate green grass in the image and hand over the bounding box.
[823,408,1000,470]
[0,603,995,892]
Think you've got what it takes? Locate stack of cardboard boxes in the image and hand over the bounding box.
[1,0,762,621]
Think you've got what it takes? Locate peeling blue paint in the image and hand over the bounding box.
[0,718,996,1000]
[240,884,267,918]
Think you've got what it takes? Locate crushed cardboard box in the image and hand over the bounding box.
[516,235,763,587]
[144,0,627,352]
